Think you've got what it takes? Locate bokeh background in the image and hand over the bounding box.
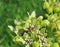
[0,0,46,47]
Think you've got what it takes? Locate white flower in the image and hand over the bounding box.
[40,16,43,19]
[29,11,36,19]
[25,44,30,47]
[14,20,20,25]
[8,25,13,31]
[38,16,43,20]
[27,12,30,16]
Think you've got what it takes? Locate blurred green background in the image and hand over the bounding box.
[0,0,45,47]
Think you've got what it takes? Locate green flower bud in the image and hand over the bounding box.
[41,20,50,27]
[13,36,25,44]
[54,7,60,13]
[8,25,14,31]
[16,26,22,31]
[57,3,60,8]
[23,33,29,39]
[43,1,49,9]
[38,16,43,20]
[51,0,56,3]
[56,37,60,43]
[55,31,60,36]
[52,42,59,47]
[29,11,36,19]
[32,41,40,47]
[47,7,53,14]
[25,44,30,47]
[57,23,60,30]
[14,20,21,25]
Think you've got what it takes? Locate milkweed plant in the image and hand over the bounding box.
[8,0,60,47]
